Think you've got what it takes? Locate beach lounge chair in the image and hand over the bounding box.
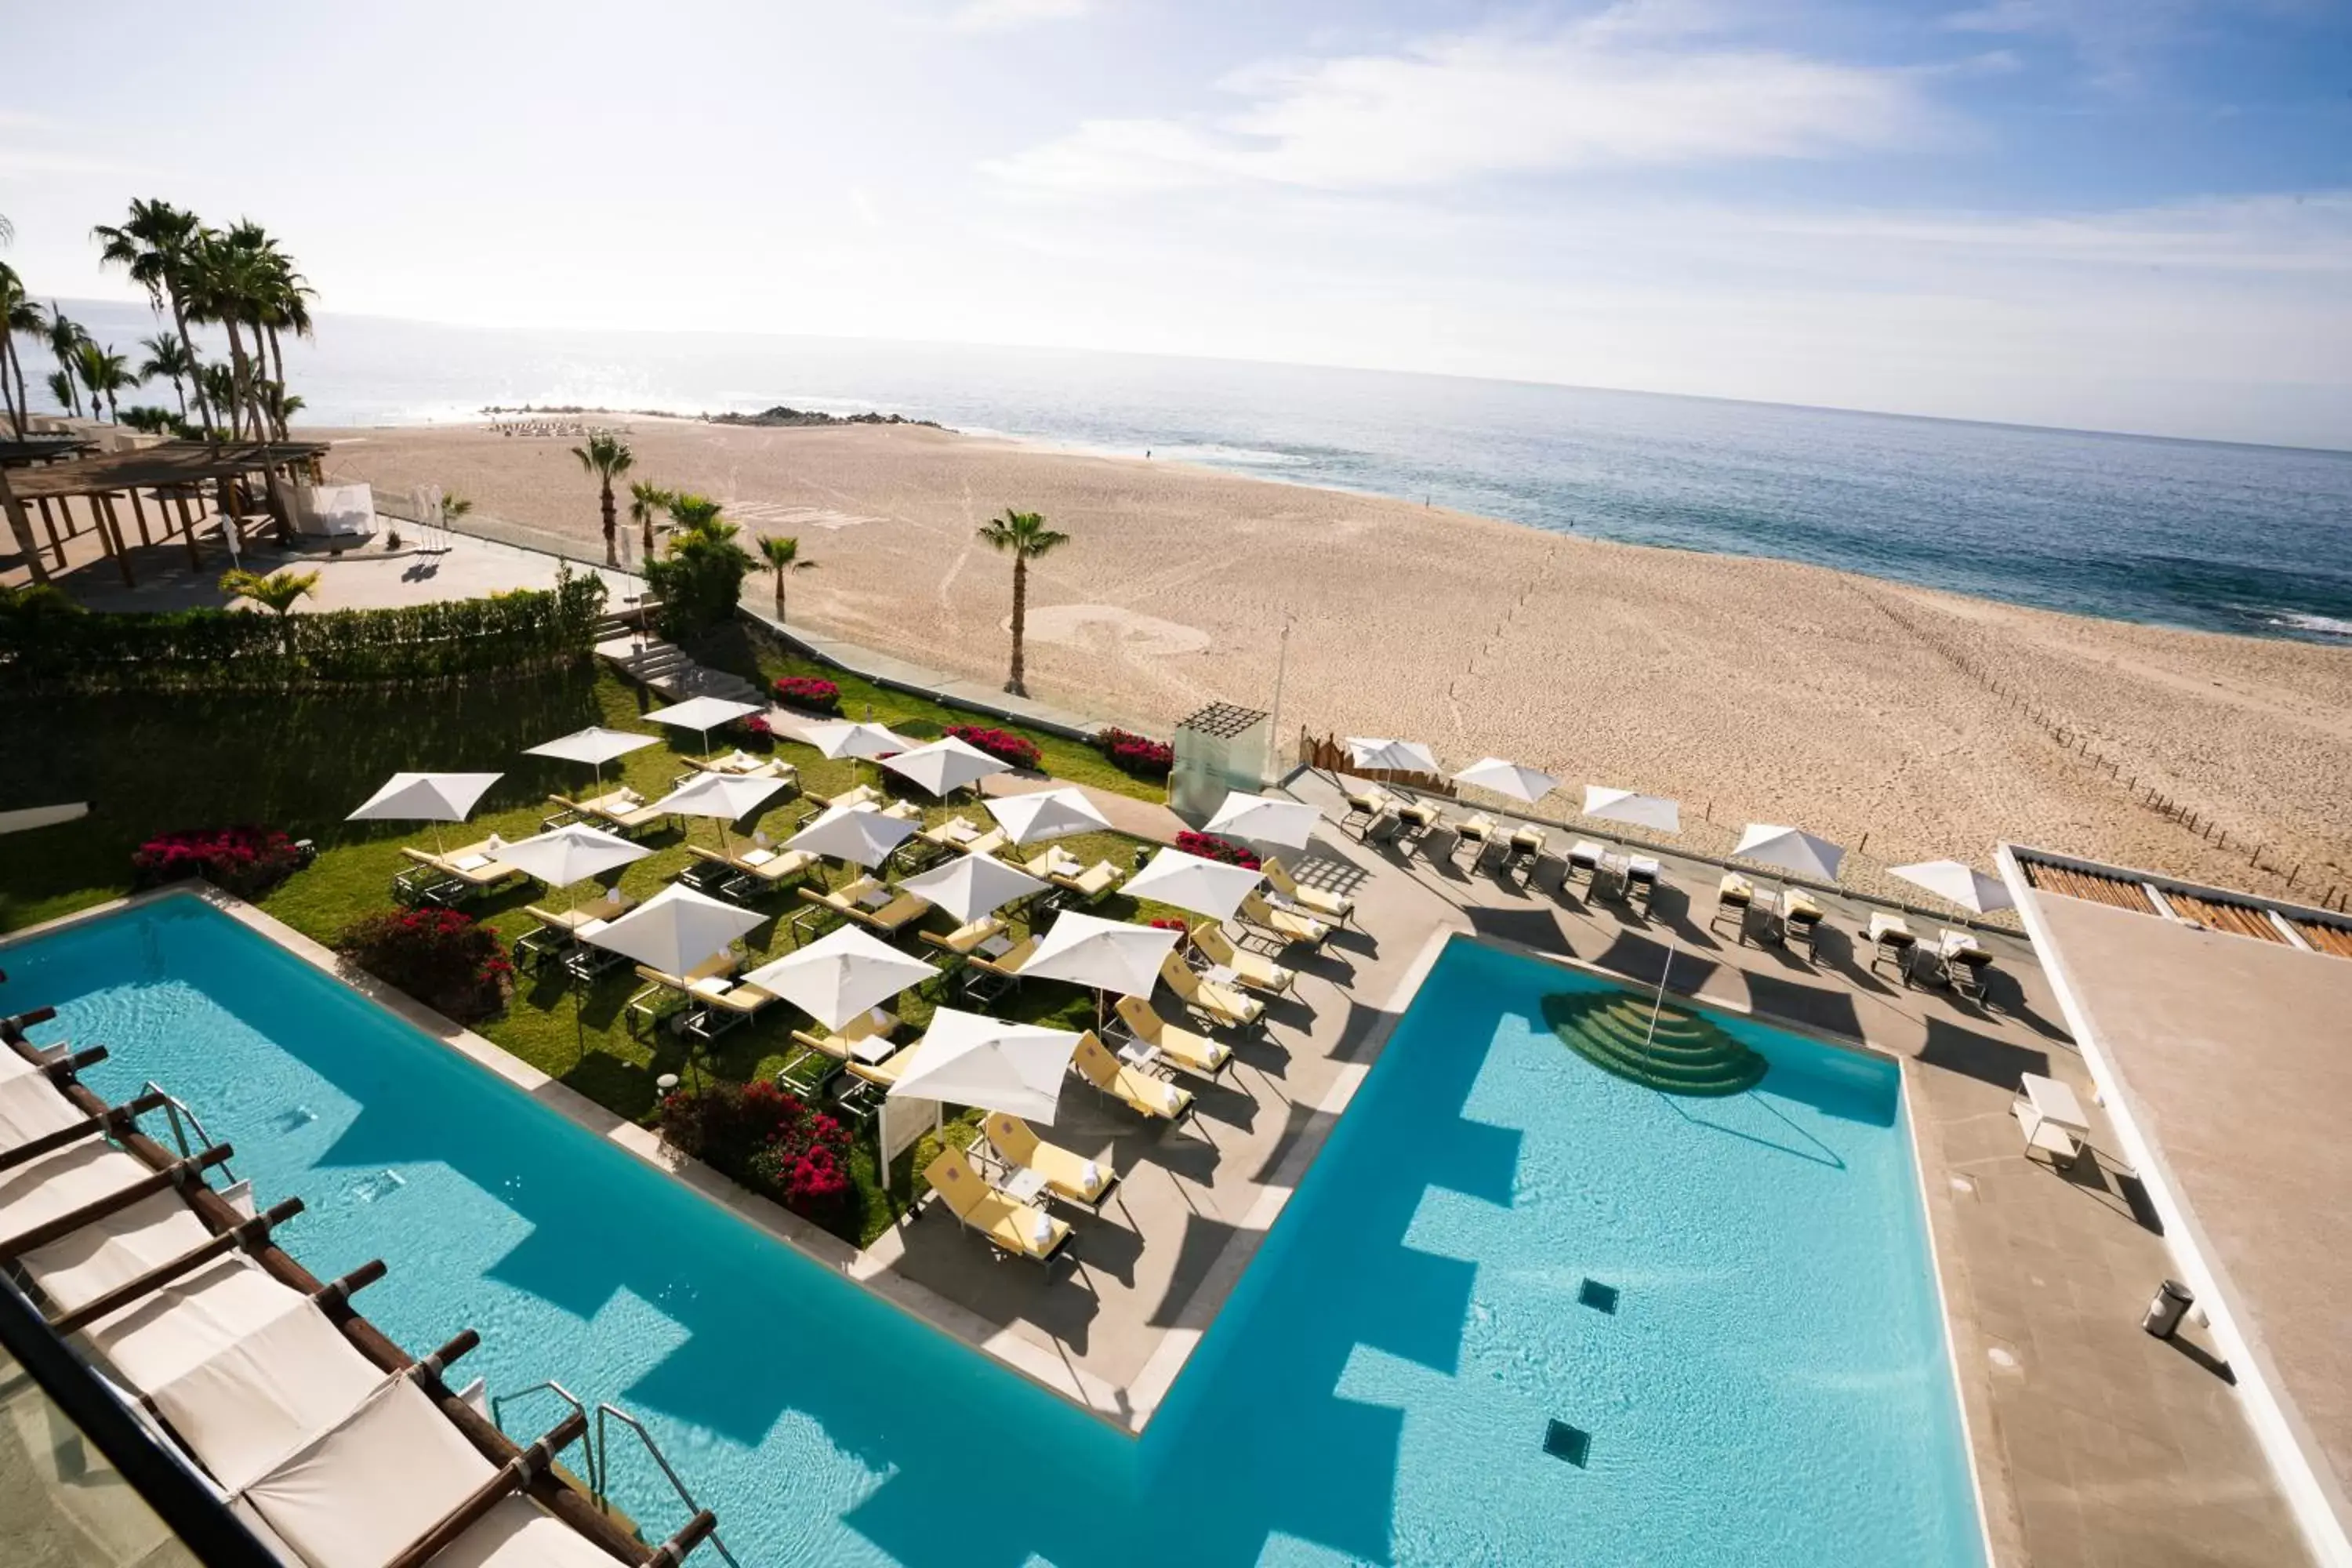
[1341,786,1396,832]
[1238,891,1330,950]
[1451,813,1496,864]
[1192,925,1295,996]
[1624,856,1661,909]
[397,837,524,902]
[1263,858,1352,924]
[918,815,1011,861]
[920,915,1010,957]
[791,1007,896,1063]
[1112,996,1232,1080]
[552,788,670,837]
[515,891,637,967]
[1394,797,1443,839]
[1508,823,1548,865]
[1051,857,1123,905]
[924,1147,1070,1264]
[1566,840,1604,884]
[1940,930,1993,999]
[1713,873,1755,941]
[799,875,930,935]
[809,782,884,811]
[688,751,799,789]
[1361,806,1405,845]
[964,933,1039,990]
[1868,913,1918,982]
[627,953,741,1033]
[688,840,818,896]
[980,1113,1120,1210]
[1158,949,1263,1028]
[1781,889,1824,956]
[1070,1032,1195,1124]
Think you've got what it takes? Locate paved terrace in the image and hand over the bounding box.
[866,768,2307,1567]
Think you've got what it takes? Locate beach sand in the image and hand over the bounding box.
[317,419,2352,906]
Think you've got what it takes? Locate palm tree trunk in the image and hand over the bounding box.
[221,319,253,439]
[266,325,289,437]
[168,295,216,440]
[601,481,618,565]
[171,373,187,421]
[0,342,20,437]
[11,342,30,437]
[1006,554,1029,696]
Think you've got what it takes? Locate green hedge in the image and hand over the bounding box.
[0,573,607,689]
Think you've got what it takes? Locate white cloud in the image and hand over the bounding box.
[946,0,1091,33]
[983,14,1936,194]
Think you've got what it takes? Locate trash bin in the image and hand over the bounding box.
[2143,1279,2194,1339]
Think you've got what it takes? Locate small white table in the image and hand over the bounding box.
[1202,964,1240,988]
[998,1167,1050,1206]
[1117,1039,1161,1070]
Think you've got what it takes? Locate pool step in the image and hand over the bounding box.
[1541,992,1767,1097]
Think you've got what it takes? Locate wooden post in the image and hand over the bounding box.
[171,491,204,571]
[33,495,64,567]
[0,465,52,586]
[127,487,154,547]
[96,493,135,587]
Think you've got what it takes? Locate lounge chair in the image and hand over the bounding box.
[1263,858,1352,924]
[1778,889,1824,955]
[515,891,636,967]
[980,1114,1120,1210]
[924,1147,1070,1264]
[1113,996,1232,1080]
[550,788,669,837]
[398,838,524,898]
[1018,845,1120,903]
[809,783,884,811]
[1451,813,1496,864]
[1361,807,1405,845]
[799,876,930,935]
[1506,825,1548,876]
[920,915,1010,956]
[1393,798,1442,838]
[1623,856,1661,908]
[791,1008,896,1062]
[1190,927,1293,997]
[627,953,741,1033]
[1238,891,1330,950]
[1341,786,1396,831]
[688,751,798,789]
[1940,929,1993,999]
[1868,913,1919,982]
[1070,1032,1194,1124]
[847,1043,916,1089]
[688,840,818,894]
[1158,948,1262,1028]
[1712,873,1755,941]
[965,934,1039,987]
[918,815,1011,860]
[1566,840,1604,884]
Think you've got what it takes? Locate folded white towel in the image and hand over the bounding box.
[1028,1210,1055,1250]
[1081,1160,1105,1194]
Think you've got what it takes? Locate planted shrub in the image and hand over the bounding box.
[772,676,840,714]
[131,827,305,901]
[1094,726,1173,780]
[657,1080,855,1223]
[741,713,775,750]
[1175,829,1261,870]
[946,724,1040,770]
[1149,916,1192,934]
[337,908,514,1023]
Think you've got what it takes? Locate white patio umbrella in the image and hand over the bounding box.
[886,1007,1083,1124]
[785,802,920,871]
[523,726,659,793]
[347,771,503,853]
[881,735,1010,798]
[1122,847,1265,924]
[649,771,787,857]
[1584,786,1682,835]
[799,720,914,760]
[987,787,1112,845]
[494,823,648,909]
[1891,860,2014,916]
[1344,737,1440,775]
[740,924,937,1033]
[583,884,763,977]
[1454,758,1559,804]
[1203,791,1320,851]
[1733,823,1846,884]
[1022,911,1181,1006]
[895,851,1049,924]
[642,696,761,759]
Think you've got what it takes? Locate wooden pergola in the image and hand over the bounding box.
[0,439,330,588]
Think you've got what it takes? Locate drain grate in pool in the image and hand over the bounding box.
[1543,1419,1592,1467]
[1577,1278,1619,1314]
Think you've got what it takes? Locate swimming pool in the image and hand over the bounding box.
[5,895,1983,1566]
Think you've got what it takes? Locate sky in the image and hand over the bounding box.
[2,0,2348,447]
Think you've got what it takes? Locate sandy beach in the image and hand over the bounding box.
[315,418,2352,906]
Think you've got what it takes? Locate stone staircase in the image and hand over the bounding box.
[1540,989,1768,1097]
[593,612,762,704]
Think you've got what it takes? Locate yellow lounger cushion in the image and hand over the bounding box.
[925,1149,1068,1260]
[982,1114,1116,1203]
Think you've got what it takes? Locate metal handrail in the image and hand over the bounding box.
[137,1080,235,1181]
[595,1403,741,1568]
[488,1379,587,1451]
[1639,937,1679,1060]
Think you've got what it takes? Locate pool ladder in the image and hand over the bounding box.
[488,1381,740,1567]
[1639,938,1679,1062]
[137,1081,236,1182]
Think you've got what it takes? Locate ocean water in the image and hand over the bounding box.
[5,898,1983,1566]
[48,299,2352,644]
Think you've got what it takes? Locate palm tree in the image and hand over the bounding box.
[74,342,136,423]
[138,333,194,420]
[666,492,725,536]
[183,225,275,438]
[45,370,74,414]
[975,509,1070,697]
[0,263,41,437]
[93,200,217,438]
[572,434,633,564]
[219,568,319,656]
[44,307,88,418]
[755,535,814,620]
[626,480,673,560]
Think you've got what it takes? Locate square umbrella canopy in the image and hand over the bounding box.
[1454,758,1559,804]
[642,696,762,760]
[881,735,1011,798]
[986,787,1112,845]
[886,1007,1083,1124]
[799,720,916,760]
[1733,823,1846,883]
[784,802,920,868]
[583,884,764,976]
[1344,737,1440,775]
[741,924,938,1032]
[1019,910,1181,1000]
[894,851,1050,924]
[1583,786,1682,834]
[523,726,659,769]
[651,771,790,855]
[1203,791,1320,851]
[1122,847,1265,924]
[1891,859,2014,915]
[347,771,504,854]
[494,822,649,893]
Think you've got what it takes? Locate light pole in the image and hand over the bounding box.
[1265,610,1294,787]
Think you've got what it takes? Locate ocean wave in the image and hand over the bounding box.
[1152,442,1314,468]
[2261,610,2352,638]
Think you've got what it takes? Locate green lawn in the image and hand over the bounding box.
[0,664,1185,1246]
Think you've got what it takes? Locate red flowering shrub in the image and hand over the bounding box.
[1175,830,1261,870]
[658,1080,855,1221]
[773,676,841,714]
[1149,916,1192,934]
[132,826,303,900]
[946,724,1041,770]
[741,713,775,750]
[338,907,514,1022]
[1094,727,1173,779]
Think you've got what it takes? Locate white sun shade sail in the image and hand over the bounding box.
[986,787,1112,844]
[887,1007,1083,1123]
[742,924,938,1032]
[642,695,760,739]
[1453,758,1559,804]
[494,823,649,889]
[1584,786,1682,834]
[1344,737,1440,775]
[1020,911,1181,1000]
[1122,847,1265,924]
[895,851,1049,924]
[522,726,659,768]
[347,772,503,824]
[785,802,920,867]
[881,735,1011,797]
[800,719,915,760]
[1733,824,1846,883]
[649,771,787,822]
[242,1375,498,1568]
[1891,859,2015,915]
[583,884,763,976]
[1203,791,1320,850]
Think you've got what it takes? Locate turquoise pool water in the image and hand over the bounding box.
[4,896,1983,1566]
